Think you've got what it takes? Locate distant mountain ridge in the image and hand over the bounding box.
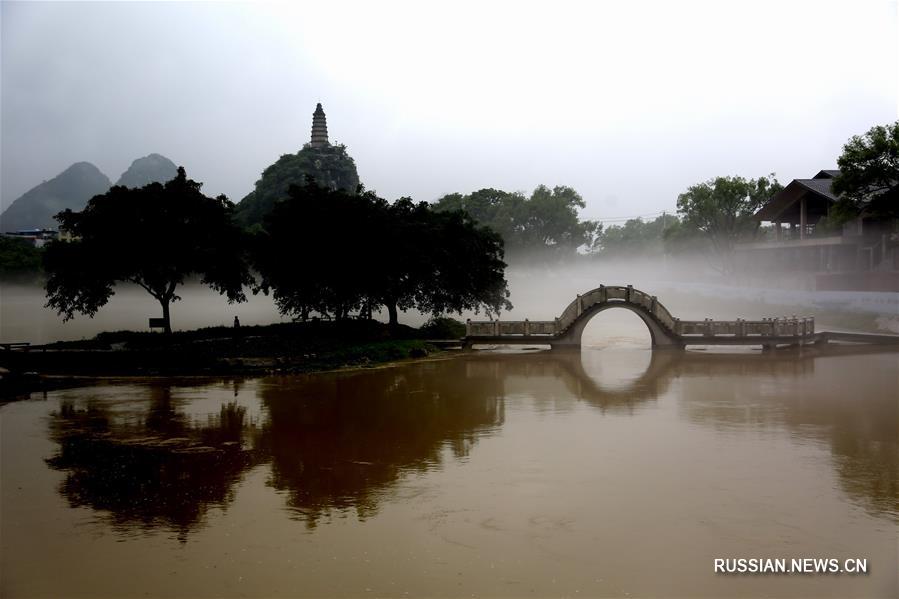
[115,154,178,189]
[0,154,177,232]
[0,162,111,232]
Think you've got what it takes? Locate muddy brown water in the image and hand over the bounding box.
[1,317,897,598]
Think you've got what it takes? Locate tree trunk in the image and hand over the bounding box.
[386,302,398,327]
[160,297,172,334]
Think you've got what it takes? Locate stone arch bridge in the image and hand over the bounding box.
[464,284,899,350]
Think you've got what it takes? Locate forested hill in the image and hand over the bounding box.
[235,144,360,227]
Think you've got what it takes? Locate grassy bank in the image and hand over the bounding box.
[0,319,465,398]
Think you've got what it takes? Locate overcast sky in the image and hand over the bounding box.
[2,0,896,223]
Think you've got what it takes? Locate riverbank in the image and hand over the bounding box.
[0,319,465,399]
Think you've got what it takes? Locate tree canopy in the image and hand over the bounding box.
[591,213,679,257]
[675,174,782,269]
[235,144,360,227]
[0,236,43,278]
[832,121,899,220]
[433,185,597,259]
[44,168,253,333]
[253,180,511,325]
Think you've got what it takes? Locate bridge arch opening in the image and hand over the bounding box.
[578,306,653,391]
[580,307,653,350]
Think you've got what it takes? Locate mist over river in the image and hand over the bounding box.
[2,315,897,597]
[3,260,899,344]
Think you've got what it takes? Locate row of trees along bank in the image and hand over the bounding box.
[44,169,511,334]
[443,122,897,270]
[429,178,782,269]
[594,122,898,267]
[432,186,599,259]
[38,120,899,330]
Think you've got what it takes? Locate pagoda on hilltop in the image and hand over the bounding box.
[310,103,329,148]
[233,102,361,225]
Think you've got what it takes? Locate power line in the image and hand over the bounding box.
[594,211,670,222]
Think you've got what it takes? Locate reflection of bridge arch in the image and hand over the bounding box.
[564,348,678,410]
[527,346,816,411]
[462,349,680,412]
[558,343,893,409]
[463,343,892,413]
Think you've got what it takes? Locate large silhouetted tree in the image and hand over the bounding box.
[375,198,511,324]
[412,205,511,321]
[44,168,253,333]
[253,180,511,325]
[252,181,384,320]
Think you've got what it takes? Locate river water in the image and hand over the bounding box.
[1,316,898,597]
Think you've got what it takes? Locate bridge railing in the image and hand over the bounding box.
[526,321,558,335]
[558,302,579,331]
[556,285,677,332]
[466,319,558,337]
[469,284,687,338]
[674,317,815,337]
[654,304,676,330]
[468,316,816,339]
[559,285,632,331]
[465,285,816,341]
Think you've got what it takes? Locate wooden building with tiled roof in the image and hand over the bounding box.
[735,170,898,291]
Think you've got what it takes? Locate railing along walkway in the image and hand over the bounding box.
[464,284,896,350]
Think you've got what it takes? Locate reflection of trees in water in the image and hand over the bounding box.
[675,348,898,521]
[258,361,505,527]
[42,345,896,539]
[46,391,261,543]
[44,365,505,537]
